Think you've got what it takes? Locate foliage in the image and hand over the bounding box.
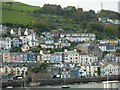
[10,46,22,52]
[98,10,120,19]
[87,22,104,32]
[77,49,81,53]
[32,63,47,73]
[50,48,55,53]
[97,67,101,76]
[54,48,64,52]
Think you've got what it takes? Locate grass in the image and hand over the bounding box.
[2,9,36,24]
[2,2,39,24]
[2,2,40,12]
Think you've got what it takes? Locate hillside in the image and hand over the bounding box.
[1,2,120,39]
[2,2,40,24]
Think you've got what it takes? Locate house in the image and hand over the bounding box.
[66,36,95,42]
[21,44,29,52]
[79,52,90,65]
[1,63,28,78]
[89,54,98,63]
[43,53,51,63]
[27,51,37,63]
[15,64,28,77]
[40,44,58,49]
[50,54,62,63]
[98,17,110,24]
[44,36,54,44]
[81,64,100,77]
[75,43,90,53]
[10,28,21,36]
[0,25,7,35]
[100,62,120,76]
[50,30,60,36]
[24,28,36,36]
[5,37,11,50]
[104,54,116,62]
[27,34,36,47]
[61,70,70,78]
[0,37,11,50]
[116,55,120,63]
[70,68,86,78]
[2,50,10,62]
[0,37,6,49]
[59,38,71,48]
[63,49,79,63]
[37,54,43,63]
[12,38,20,47]
[51,65,62,78]
[38,36,45,44]
[20,36,28,45]
[42,32,51,36]
[19,52,28,63]
[10,52,20,62]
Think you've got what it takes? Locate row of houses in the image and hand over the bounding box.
[0,62,119,81]
[1,49,120,64]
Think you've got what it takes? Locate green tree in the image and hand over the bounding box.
[87,22,104,32]
[103,24,114,37]
[50,48,55,53]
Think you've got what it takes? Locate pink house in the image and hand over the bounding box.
[115,65,120,76]
[10,52,20,62]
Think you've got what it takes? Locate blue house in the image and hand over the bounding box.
[70,69,80,77]
[50,54,61,63]
[19,52,28,62]
[13,38,20,47]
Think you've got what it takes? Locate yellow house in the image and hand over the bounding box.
[35,37,39,46]
[2,65,11,74]
[2,64,28,77]
[93,55,98,62]
[21,44,30,52]
[15,66,28,77]
[2,50,10,62]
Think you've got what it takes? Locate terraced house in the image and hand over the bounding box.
[1,63,28,78]
[2,50,10,62]
[50,54,62,63]
[100,62,120,76]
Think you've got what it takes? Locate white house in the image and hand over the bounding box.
[103,62,120,76]
[44,36,54,44]
[99,43,116,52]
[24,28,36,36]
[20,36,28,45]
[81,65,99,77]
[0,37,11,50]
[63,49,79,63]
[27,34,36,47]
[5,37,11,50]
[10,28,21,36]
[79,52,90,65]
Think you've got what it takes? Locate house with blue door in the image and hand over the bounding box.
[50,54,61,63]
[12,38,20,47]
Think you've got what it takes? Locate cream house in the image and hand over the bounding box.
[81,64,99,77]
[21,44,30,52]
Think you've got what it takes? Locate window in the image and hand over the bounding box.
[17,70,20,74]
[5,68,8,73]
